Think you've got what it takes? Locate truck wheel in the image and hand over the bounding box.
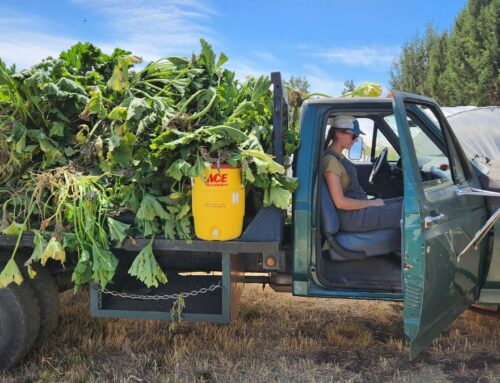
[29,267,60,346]
[0,282,41,370]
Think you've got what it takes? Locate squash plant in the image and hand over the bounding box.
[0,40,297,289]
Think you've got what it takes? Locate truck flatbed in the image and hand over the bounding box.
[0,233,281,254]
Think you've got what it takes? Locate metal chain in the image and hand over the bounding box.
[98,281,222,303]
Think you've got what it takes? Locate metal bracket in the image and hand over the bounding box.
[458,208,500,258]
[457,187,500,198]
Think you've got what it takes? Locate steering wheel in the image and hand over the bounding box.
[369,147,388,184]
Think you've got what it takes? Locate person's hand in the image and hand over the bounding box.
[371,198,384,207]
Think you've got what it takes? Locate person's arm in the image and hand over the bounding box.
[324,171,384,210]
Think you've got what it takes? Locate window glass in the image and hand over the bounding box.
[419,104,468,183]
[351,118,373,162]
[374,128,399,162]
[405,103,467,189]
[383,115,399,137]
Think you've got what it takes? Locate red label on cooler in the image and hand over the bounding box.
[206,173,228,186]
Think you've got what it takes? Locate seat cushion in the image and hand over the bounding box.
[335,228,400,256]
[320,182,339,235]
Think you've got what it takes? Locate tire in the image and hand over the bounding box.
[0,282,41,370]
[29,267,60,346]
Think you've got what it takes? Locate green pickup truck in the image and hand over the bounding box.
[1,72,499,369]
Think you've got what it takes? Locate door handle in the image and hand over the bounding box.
[424,213,445,229]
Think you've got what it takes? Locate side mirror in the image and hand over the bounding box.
[348,137,364,160]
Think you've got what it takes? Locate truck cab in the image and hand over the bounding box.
[290,87,500,357]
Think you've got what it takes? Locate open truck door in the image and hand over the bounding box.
[392,91,490,358]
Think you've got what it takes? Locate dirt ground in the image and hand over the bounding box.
[1,284,499,383]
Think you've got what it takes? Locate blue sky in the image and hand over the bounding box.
[0,0,467,95]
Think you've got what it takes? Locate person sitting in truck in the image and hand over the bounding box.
[323,116,403,232]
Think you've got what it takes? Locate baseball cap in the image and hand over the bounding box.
[331,116,365,136]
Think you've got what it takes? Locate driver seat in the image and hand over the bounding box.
[320,182,400,261]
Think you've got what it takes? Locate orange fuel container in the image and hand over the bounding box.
[192,165,245,241]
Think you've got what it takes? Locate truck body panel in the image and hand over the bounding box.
[292,102,320,295]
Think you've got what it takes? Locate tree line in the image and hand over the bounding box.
[390,0,499,106]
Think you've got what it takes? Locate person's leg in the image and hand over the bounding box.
[339,199,402,232]
[383,196,404,205]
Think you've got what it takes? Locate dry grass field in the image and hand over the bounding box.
[1,284,499,383]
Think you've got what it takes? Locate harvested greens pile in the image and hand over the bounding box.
[0,40,298,289]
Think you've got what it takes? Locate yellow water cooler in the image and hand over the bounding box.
[192,165,245,241]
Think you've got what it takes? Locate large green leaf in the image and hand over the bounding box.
[216,52,229,69]
[165,158,191,181]
[136,194,169,221]
[244,149,285,174]
[199,39,216,76]
[72,245,93,286]
[107,217,130,246]
[107,132,136,166]
[187,156,210,178]
[24,231,46,273]
[250,76,271,103]
[49,121,65,137]
[163,214,176,240]
[342,82,382,97]
[266,184,292,209]
[128,239,168,288]
[80,90,107,120]
[126,98,149,122]
[91,242,118,288]
[1,221,24,235]
[107,56,130,92]
[41,237,66,266]
[206,125,249,143]
[0,258,24,288]
[108,106,128,121]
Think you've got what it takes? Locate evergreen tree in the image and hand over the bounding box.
[428,32,450,105]
[444,0,499,105]
[389,24,441,96]
[390,0,499,106]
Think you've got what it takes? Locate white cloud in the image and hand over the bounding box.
[301,65,346,96]
[250,50,278,64]
[316,46,400,67]
[0,38,76,70]
[71,0,218,61]
[226,60,357,97]
[0,0,218,68]
[0,14,76,68]
[0,0,277,88]
[226,57,280,82]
